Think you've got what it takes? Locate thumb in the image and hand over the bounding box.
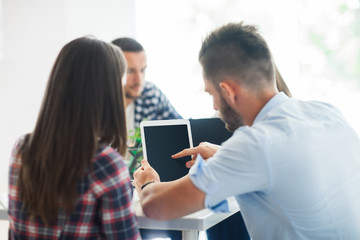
[185,160,195,168]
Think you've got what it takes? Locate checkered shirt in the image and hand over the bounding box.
[134,81,182,127]
[8,137,141,240]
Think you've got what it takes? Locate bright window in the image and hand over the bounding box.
[135,0,360,134]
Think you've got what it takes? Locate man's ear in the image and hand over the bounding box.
[219,80,238,104]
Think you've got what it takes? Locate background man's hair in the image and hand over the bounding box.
[199,22,275,91]
[112,37,144,52]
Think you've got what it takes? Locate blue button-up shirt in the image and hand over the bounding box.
[190,92,360,239]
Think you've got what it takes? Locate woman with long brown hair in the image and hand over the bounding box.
[8,37,140,239]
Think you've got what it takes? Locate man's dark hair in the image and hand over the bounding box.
[112,37,144,52]
[199,22,275,91]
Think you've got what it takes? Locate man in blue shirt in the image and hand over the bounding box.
[133,22,360,239]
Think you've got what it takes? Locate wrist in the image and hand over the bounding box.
[141,181,155,191]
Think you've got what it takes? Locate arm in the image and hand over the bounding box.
[133,160,206,220]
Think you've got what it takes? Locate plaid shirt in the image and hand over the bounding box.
[8,137,141,240]
[133,82,182,128]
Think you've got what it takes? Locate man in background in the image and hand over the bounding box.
[112,37,182,240]
[112,38,181,133]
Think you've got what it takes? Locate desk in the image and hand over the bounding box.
[0,193,240,240]
[0,193,7,221]
[0,208,7,221]
[133,192,240,240]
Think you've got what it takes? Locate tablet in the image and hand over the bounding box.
[140,119,193,182]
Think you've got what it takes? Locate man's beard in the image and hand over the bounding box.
[125,83,142,99]
[219,94,244,132]
[125,91,136,99]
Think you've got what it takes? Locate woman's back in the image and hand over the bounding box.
[7,37,140,239]
[9,138,139,239]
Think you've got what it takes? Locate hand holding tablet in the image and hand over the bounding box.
[132,159,160,194]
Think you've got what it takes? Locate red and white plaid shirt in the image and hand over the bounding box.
[8,137,141,240]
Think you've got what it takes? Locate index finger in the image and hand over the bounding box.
[172,147,200,159]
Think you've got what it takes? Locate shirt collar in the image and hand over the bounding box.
[253,92,289,124]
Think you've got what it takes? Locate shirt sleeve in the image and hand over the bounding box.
[189,156,230,212]
[92,150,140,240]
[153,84,182,120]
[189,127,271,211]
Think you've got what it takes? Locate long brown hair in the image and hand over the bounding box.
[17,37,127,224]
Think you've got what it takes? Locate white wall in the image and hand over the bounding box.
[0,0,136,196]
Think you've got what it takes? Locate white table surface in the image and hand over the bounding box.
[0,193,8,220]
[133,191,240,232]
[0,208,7,221]
[1,192,240,240]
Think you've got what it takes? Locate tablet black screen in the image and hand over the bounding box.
[143,124,192,182]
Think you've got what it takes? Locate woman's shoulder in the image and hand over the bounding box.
[90,145,131,194]
[93,145,127,175]
[94,144,123,161]
[10,134,29,165]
